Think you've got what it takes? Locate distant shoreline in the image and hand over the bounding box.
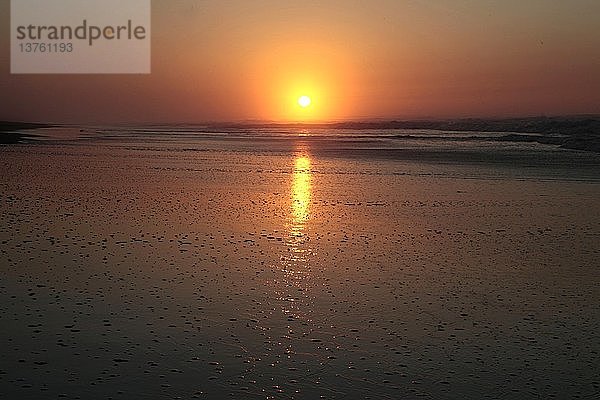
[215,115,600,153]
[2,116,599,152]
[0,121,53,144]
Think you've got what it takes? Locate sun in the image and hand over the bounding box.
[298,95,311,108]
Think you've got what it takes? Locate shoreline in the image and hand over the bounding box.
[2,115,600,152]
[0,121,52,144]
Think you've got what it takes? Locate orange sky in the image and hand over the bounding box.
[1,0,600,123]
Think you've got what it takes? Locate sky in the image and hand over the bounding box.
[1,0,600,123]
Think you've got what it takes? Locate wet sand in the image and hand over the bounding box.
[1,136,599,399]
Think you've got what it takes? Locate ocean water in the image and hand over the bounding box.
[24,124,600,182]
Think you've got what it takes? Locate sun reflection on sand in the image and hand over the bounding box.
[291,155,311,234]
[275,148,314,321]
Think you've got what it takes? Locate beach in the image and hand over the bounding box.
[1,126,599,399]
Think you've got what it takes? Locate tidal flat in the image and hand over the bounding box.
[1,127,599,399]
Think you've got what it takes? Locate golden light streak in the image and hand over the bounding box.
[291,155,311,231]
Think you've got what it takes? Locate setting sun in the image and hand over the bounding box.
[298,95,311,108]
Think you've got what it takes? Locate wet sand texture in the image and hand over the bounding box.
[1,140,599,399]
